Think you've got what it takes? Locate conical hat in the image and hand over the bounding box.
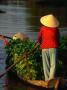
[12,32,28,40]
[40,14,59,27]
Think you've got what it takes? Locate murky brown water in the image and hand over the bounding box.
[0,0,67,90]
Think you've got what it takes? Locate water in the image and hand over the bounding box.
[0,0,67,90]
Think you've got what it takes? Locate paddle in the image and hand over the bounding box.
[0,42,40,78]
[3,35,11,39]
[0,34,12,39]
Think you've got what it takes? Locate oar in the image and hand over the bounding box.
[0,34,12,39]
[0,42,40,78]
[4,35,12,39]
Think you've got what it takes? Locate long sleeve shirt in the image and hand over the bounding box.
[37,26,59,49]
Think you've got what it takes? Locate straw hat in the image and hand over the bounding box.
[12,32,29,41]
[40,14,59,27]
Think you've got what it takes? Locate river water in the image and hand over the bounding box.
[0,0,67,90]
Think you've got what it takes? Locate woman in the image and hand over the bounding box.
[37,14,60,82]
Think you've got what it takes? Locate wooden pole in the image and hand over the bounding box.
[0,42,39,78]
[0,34,11,39]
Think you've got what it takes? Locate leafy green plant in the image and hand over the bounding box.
[5,39,43,80]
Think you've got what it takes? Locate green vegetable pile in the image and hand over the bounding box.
[5,36,67,80]
[5,39,44,80]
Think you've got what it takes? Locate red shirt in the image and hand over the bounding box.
[37,26,59,49]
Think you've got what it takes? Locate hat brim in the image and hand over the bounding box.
[40,14,59,28]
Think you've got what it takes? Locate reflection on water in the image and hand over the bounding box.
[0,0,67,90]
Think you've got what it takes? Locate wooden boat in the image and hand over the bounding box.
[5,34,67,90]
[8,70,67,90]
[8,71,59,90]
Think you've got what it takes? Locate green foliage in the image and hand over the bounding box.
[57,36,67,76]
[5,39,43,80]
[58,36,67,51]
